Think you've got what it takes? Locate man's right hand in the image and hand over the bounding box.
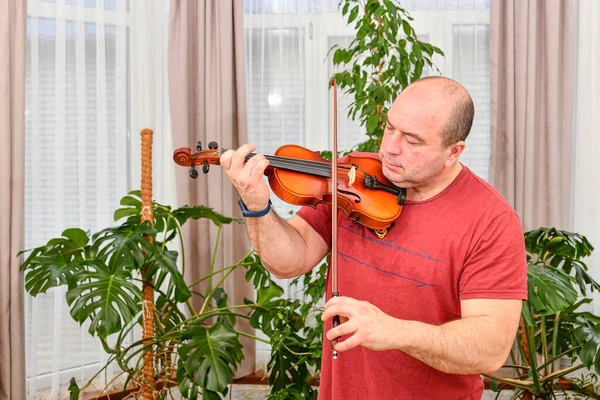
[221,144,271,211]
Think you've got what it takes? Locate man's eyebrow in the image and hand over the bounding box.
[403,131,422,140]
[385,118,423,141]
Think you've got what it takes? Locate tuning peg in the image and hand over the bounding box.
[208,141,219,150]
[203,161,210,174]
[197,141,202,152]
[189,163,198,179]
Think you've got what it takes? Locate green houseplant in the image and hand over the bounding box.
[20,188,328,400]
[20,190,284,400]
[487,228,600,399]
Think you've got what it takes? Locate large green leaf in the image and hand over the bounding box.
[178,322,244,393]
[268,333,314,395]
[46,228,90,257]
[244,253,274,289]
[247,285,286,335]
[92,221,156,272]
[20,228,91,296]
[527,264,577,315]
[146,247,191,302]
[21,251,82,296]
[172,205,236,227]
[66,260,142,338]
[115,191,237,247]
[177,358,201,400]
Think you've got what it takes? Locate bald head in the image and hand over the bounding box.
[402,77,474,147]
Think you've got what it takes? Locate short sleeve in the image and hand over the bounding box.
[459,210,528,300]
[296,203,333,249]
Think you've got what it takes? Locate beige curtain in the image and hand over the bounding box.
[0,1,27,399]
[168,0,255,376]
[489,0,574,231]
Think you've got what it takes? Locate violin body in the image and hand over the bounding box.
[267,145,402,230]
[173,143,405,230]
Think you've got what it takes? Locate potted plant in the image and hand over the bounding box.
[21,189,281,399]
[487,227,600,399]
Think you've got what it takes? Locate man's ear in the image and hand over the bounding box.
[444,141,466,167]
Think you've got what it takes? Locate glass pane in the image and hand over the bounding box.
[38,0,119,10]
[453,24,490,180]
[244,0,339,14]
[405,0,490,11]
[25,14,129,394]
[245,28,305,154]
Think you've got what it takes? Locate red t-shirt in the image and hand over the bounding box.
[296,158,527,400]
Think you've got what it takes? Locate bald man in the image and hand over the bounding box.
[221,77,527,399]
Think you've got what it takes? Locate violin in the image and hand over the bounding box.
[172,141,406,230]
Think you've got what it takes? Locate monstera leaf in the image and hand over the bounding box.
[268,332,314,396]
[246,284,286,335]
[114,190,236,234]
[565,317,600,375]
[177,322,243,393]
[527,264,578,316]
[176,360,202,400]
[244,253,273,289]
[171,205,236,227]
[144,247,191,302]
[20,228,90,296]
[176,359,227,400]
[92,221,156,272]
[66,260,142,338]
[113,190,143,222]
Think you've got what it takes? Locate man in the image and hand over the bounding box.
[221,76,527,399]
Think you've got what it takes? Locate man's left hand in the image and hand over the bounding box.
[321,296,402,353]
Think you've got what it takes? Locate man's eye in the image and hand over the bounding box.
[385,124,393,130]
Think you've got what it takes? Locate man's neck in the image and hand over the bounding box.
[406,163,463,201]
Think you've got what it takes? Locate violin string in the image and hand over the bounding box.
[211,149,371,180]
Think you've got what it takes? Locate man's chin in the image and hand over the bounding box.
[382,170,410,188]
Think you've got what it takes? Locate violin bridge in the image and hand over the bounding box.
[348,165,357,187]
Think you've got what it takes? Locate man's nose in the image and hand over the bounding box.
[385,132,403,154]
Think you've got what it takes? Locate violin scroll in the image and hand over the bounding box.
[173,143,222,179]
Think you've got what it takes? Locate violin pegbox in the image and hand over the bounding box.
[173,141,223,180]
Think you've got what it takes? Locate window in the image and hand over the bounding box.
[244,0,491,180]
[25,0,130,396]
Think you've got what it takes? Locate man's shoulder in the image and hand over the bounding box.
[459,166,515,215]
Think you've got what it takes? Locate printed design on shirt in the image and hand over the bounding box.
[339,252,439,289]
[340,225,443,263]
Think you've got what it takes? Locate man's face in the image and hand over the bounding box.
[379,86,453,189]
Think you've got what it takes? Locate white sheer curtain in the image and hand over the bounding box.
[243,0,490,370]
[24,0,173,398]
[571,0,600,313]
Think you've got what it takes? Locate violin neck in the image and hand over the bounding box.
[220,149,331,178]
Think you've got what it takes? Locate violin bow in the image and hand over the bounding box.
[330,77,340,359]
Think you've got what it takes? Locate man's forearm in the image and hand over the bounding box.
[244,211,310,278]
[396,316,509,375]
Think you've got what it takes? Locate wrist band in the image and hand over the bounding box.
[238,199,272,217]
